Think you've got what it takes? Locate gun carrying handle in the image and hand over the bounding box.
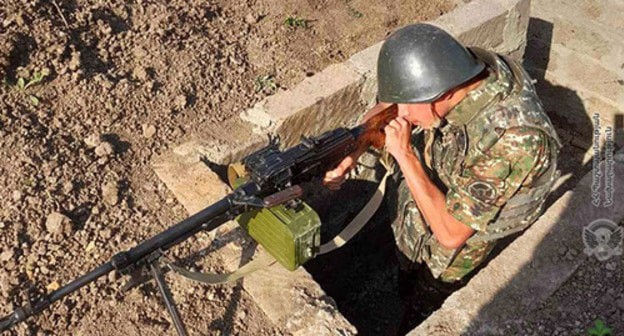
[263,185,304,208]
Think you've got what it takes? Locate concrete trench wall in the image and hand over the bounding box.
[150,0,590,334]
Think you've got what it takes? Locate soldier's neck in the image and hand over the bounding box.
[439,78,486,118]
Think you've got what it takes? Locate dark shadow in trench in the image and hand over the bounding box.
[305,175,405,336]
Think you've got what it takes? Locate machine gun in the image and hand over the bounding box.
[0,104,398,335]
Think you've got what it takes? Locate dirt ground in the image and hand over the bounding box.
[501,232,624,336]
[0,0,454,335]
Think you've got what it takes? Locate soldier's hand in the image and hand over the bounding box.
[384,117,412,161]
[323,154,358,191]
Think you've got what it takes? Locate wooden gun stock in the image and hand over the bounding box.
[355,103,398,150]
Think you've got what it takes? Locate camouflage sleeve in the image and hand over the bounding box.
[445,127,547,232]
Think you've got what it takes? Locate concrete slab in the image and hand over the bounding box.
[527,16,624,72]
[244,262,357,336]
[529,42,623,107]
[532,0,624,35]
[346,41,384,110]
[173,117,268,166]
[432,0,529,57]
[264,63,366,147]
[153,152,231,216]
[411,150,624,335]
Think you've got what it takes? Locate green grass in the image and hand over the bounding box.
[284,16,308,29]
[255,74,277,94]
[588,319,613,336]
[5,69,49,106]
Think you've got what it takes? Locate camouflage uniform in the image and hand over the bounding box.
[390,48,562,283]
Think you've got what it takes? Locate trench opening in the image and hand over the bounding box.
[297,164,446,335]
[300,158,524,335]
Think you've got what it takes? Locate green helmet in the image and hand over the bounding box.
[377,23,485,103]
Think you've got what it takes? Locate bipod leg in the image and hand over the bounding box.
[148,257,188,336]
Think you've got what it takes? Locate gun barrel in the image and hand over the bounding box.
[0,313,15,331]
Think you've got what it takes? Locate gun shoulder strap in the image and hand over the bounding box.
[166,157,395,285]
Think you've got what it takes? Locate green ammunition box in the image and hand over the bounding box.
[229,169,321,271]
[236,202,321,271]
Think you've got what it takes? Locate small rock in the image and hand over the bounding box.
[46,281,60,292]
[605,262,617,271]
[4,260,15,271]
[62,181,74,193]
[97,157,109,165]
[45,212,72,236]
[0,249,14,262]
[133,66,148,81]
[84,134,101,148]
[68,51,81,71]
[133,46,148,59]
[95,141,114,157]
[173,94,187,110]
[0,274,10,292]
[101,181,119,206]
[565,251,575,261]
[236,309,247,320]
[601,293,616,305]
[142,124,156,138]
[245,13,258,24]
[85,241,96,252]
[100,228,112,239]
[108,271,118,283]
[11,190,23,202]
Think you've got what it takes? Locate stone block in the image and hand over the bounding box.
[431,0,530,56]
[240,102,274,132]
[257,63,366,147]
[190,117,268,165]
[153,153,230,216]
[544,44,623,107]
[433,0,507,47]
[412,151,624,335]
[533,17,624,71]
[499,0,530,59]
[346,42,384,109]
[532,0,624,33]
[243,258,357,335]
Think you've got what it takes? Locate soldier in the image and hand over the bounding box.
[323,23,561,331]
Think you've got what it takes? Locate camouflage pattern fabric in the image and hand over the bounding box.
[391,48,561,283]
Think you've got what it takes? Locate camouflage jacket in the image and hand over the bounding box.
[394,48,562,282]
